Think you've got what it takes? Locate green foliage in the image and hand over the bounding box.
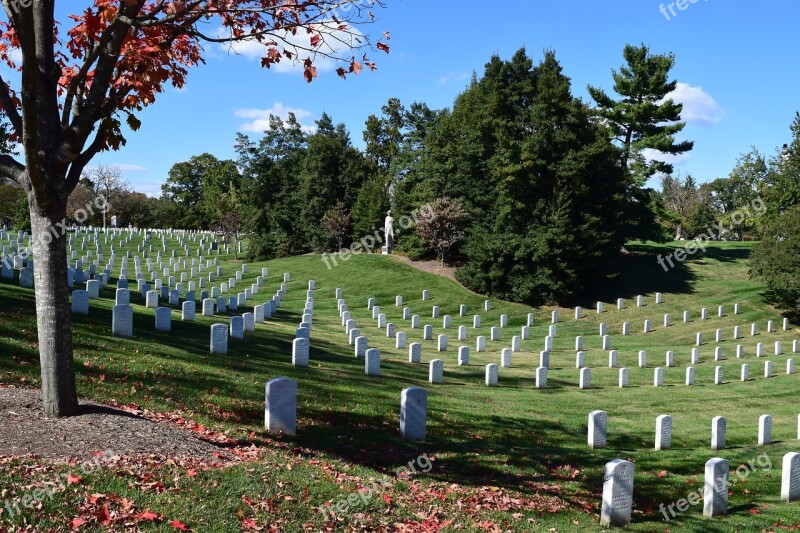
[413,49,629,304]
[588,43,693,183]
[750,205,800,311]
[0,183,28,229]
[759,113,800,222]
[299,113,369,251]
[350,174,389,241]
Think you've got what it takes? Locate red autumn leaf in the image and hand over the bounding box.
[186,469,197,478]
[67,473,83,485]
[310,34,322,47]
[382,493,392,506]
[304,65,318,83]
[98,374,105,381]
[657,470,668,478]
[749,508,761,515]
[170,519,190,531]
[71,517,87,529]
[377,42,390,53]
[137,510,160,521]
[95,505,111,526]
[241,518,263,530]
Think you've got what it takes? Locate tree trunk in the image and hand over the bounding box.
[29,202,79,418]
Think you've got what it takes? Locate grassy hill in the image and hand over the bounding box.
[1,239,799,531]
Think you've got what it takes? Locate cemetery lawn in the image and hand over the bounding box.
[2,240,800,531]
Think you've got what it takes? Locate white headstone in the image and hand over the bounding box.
[365,348,381,376]
[655,414,672,450]
[476,336,486,352]
[703,458,729,517]
[458,325,468,341]
[182,301,196,321]
[71,290,90,315]
[759,414,772,445]
[437,334,447,352]
[86,279,100,299]
[146,290,159,308]
[429,359,444,384]
[535,366,548,389]
[409,342,422,364]
[155,307,171,332]
[654,367,664,387]
[355,336,368,358]
[539,350,550,368]
[112,304,133,337]
[400,387,427,441]
[599,459,634,528]
[500,348,512,368]
[781,452,800,502]
[638,351,647,368]
[588,410,607,449]
[580,368,591,389]
[712,416,726,450]
[292,338,310,367]
[396,331,407,349]
[686,366,695,385]
[458,346,469,366]
[576,351,586,369]
[741,364,749,381]
[210,323,228,354]
[230,316,244,339]
[619,368,629,388]
[264,378,297,436]
[485,363,498,386]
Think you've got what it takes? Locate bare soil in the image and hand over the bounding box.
[0,386,230,462]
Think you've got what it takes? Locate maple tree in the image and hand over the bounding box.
[0,0,389,417]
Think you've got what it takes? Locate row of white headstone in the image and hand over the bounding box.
[209,274,290,354]
[588,410,799,451]
[600,452,800,527]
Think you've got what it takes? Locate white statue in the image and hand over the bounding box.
[384,210,395,249]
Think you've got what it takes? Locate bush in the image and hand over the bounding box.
[750,206,800,311]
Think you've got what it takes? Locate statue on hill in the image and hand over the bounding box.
[383,210,395,254]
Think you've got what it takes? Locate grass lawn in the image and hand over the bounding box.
[1,237,799,531]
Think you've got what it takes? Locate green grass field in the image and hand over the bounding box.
[1,237,799,531]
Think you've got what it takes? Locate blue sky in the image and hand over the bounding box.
[76,1,800,196]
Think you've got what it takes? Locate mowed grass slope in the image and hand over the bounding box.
[0,239,799,531]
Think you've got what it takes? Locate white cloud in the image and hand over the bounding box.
[114,164,147,172]
[665,83,725,126]
[234,103,317,134]
[641,149,691,167]
[437,71,470,86]
[218,21,365,75]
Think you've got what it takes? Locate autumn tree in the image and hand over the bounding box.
[0,0,389,417]
[321,200,351,250]
[415,197,467,266]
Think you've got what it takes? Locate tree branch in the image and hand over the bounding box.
[0,154,26,184]
[65,126,106,195]
[0,74,22,135]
